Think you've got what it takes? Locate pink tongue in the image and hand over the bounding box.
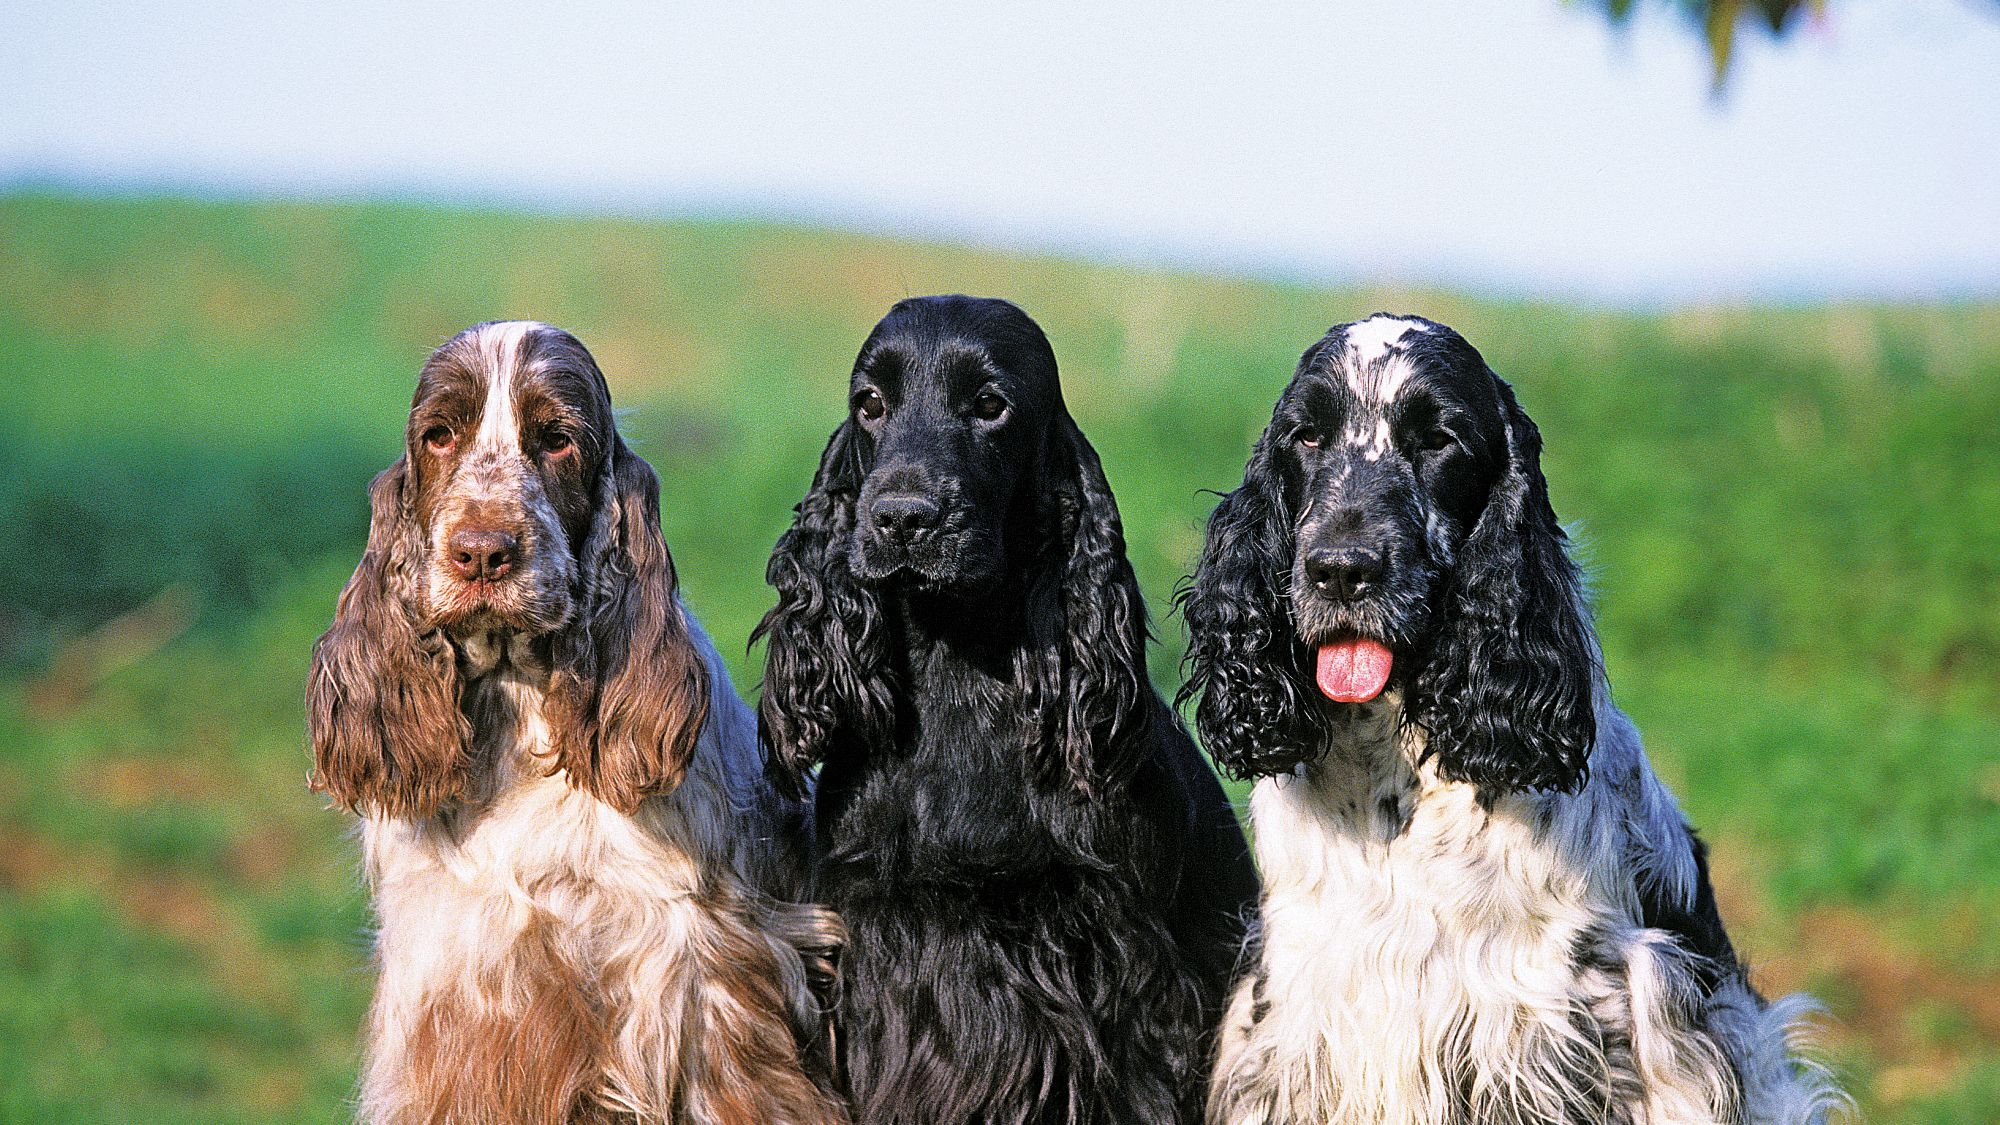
[1316,639,1394,703]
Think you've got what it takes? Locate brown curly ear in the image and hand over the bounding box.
[307,458,471,818]
[546,440,710,813]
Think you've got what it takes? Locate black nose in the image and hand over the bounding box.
[1304,545,1384,600]
[447,528,518,582]
[871,494,942,540]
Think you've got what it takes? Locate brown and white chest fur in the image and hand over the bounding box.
[356,631,827,1125]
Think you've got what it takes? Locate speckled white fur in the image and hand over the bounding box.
[357,614,832,1124]
[423,320,575,633]
[1208,687,1843,1125]
[1338,315,1433,459]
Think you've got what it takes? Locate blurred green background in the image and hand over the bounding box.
[2,191,1996,1122]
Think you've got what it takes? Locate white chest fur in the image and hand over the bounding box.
[362,674,724,999]
[1210,697,1830,1125]
[348,641,831,1125]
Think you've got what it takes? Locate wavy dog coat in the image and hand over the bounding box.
[757,296,1260,1125]
[308,321,846,1125]
[1180,315,1842,1125]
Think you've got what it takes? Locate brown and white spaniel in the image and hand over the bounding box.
[307,321,846,1125]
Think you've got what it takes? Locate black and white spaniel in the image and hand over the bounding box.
[307,321,846,1125]
[756,296,1260,1124]
[1178,315,1842,1124]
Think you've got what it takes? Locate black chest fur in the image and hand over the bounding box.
[812,706,1208,1124]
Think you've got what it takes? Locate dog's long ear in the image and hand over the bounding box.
[1030,412,1153,795]
[1175,431,1324,778]
[753,422,894,795]
[1410,375,1597,794]
[546,440,710,813]
[308,458,471,818]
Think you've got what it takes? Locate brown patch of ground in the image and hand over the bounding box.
[195,263,308,341]
[583,320,717,400]
[224,822,307,888]
[0,816,364,1116]
[24,586,197,718]
[3,242,314,351]
[0,823,294,1007]
[0,828,66,888]
[1711,841,2000,1107]
[84,756,234,810]
[742,237,951,324]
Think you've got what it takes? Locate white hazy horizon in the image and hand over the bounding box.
[4,0,1997,306]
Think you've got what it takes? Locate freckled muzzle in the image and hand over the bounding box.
[425,451,578,634]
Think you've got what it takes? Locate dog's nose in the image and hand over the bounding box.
[871,494,942,540]
[1305,545,1384,600]
[447,528,518,582]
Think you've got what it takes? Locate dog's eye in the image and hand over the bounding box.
[1294,427,1323,449]
[423,425,455,453]
[1419,428,1455,453]
[972,392,1008,421]
[541,427,574,455]
[854,388,886,422]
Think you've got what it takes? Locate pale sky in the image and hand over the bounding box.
[4,0,1997,304]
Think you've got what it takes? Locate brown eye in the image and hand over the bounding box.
[423,425,455,452]
[1294,427,1323,449]
[1420,428,1454,453]
[541,427,573,455]
[973,392,1007,421]
[854,388,886,422]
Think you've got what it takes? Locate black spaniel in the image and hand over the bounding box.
[756,295,1259,1125]
[1178,315,1840,1124]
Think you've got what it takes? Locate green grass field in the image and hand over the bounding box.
[2,190,1996,1122]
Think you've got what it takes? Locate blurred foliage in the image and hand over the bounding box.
[1588,0,1826,88]
[1597,0,2000,85]
[1591,0,1821,82]
[1,191,1997,1121]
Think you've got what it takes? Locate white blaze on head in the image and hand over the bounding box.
[1334,315,1436,459]
[1340,416,1398,461]
[472,320,543,453]
[1342,315,1433,407]
[426,320,576,629]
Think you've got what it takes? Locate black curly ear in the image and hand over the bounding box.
[1028,412,1153,796]
[754,422,895,794]
[307,458,471,818]
[1175,434,1325,779]
[546,440,710,814]
[1409,375,1597,794]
